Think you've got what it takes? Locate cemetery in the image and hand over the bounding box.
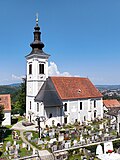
[0,116,120,159]
[22,117,120,159]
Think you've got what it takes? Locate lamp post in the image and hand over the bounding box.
[36,116,46,139]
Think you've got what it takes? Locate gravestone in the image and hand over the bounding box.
[73,139,77,146]
[16,144,19,150]
[27,145,31,151]
[117,147,120,154]
[49,131,54,139]
[58,143,63,150]
[38,139,44,145]
[52,128,55,136]
[9,146,13,151]
[95,135,98,140]
[6,141,11,148]
[58,133,64,142]
[14,140,16,145]
[33,148,36,155]
[6,146,8,151]
[104,141,113,154]
[28,135,31,141]
[106,127,109,133]
[99,123,103,130]
[22,143,26,148]
[14,149,18,156]
[52,145,57,151]
[65,140,71,149]
[80,135,83,143]
[92,135,95,142]
[49,138,57,144]
[96,144,103,155]
[99,130,102,135]
[87,138,90,144]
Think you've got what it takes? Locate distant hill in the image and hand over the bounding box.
[8,83,21,87]
[0,84,20,104]
[96,85,120,91]
[0,85,18,94]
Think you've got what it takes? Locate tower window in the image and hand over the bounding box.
[29,64,32,74]
[37,103,39,112]
[64,103,67,111]
[80,102,82,110]
[39,64,44,74]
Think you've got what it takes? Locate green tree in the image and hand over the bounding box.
[0,105,5,126]
[12,79,26,115]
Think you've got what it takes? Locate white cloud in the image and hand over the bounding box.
[48,62,61,76]
[0,74,25,85]
[12,74,25,81]
[48,61,79,77]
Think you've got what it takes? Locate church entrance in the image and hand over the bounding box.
[64,117,67,124]
[49,113,52,118]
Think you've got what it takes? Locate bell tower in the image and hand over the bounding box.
[26,15,50,122]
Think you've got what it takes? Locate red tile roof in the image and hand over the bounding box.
[103,99,120,108]
[0,94,11,111]
[51,76,102,100]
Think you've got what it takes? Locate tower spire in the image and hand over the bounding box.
[30,14,44,50]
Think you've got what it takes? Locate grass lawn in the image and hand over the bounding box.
[19,148,32,157]
[69,155,81,160]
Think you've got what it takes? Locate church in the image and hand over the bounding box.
[26,18,103,126]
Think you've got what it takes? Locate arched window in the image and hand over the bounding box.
[64,103,67,111]
[29,64,32,74]
[37,103,39,112]
[80,102,82,110]
[94,111,97,118]
[39,64,44,74]
[30,101,31,109]
[94,100,96,108]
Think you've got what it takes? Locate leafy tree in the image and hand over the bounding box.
[0,105,5,126]
[12,79,26,115]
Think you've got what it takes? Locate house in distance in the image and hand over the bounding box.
[26,18,103,126]
[0,94,11,126]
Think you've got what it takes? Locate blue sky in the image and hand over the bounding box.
[0,0,120,85]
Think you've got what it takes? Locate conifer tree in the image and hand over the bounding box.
[13,78,26,115]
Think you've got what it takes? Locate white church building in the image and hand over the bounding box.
[26,18,103,126]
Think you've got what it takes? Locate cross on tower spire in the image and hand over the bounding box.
[36,13,39,25]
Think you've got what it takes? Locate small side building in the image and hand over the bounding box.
[103,99,120,117]
[0,94,11,126]
[103,99,120,133]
